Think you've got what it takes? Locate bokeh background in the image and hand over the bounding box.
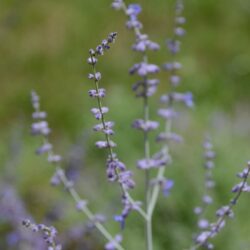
[1,0,250,249]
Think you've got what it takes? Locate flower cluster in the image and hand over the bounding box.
[22,219,61,250]
[30,90,127,250]
[87,32,135,190]
[193,161,250,250]
[193,137,216,238]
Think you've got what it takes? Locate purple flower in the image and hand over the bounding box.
[36,143,52,155]
[175,27,186,36]
[130,62,160,76]
[88,88,106,98]
[31,121,51,136]
[170,75,181,86]
[132,78,159,97]
[111,0,123,10]
[47,154,62,163]
[156,132,183,143]
[173,92,194,107]
[167,39,180,54]
[137,158,162,169]
[76,200,88,211]
[157,108,178,120]
[118,170,135,189]
[132,119,159,132]
[91,107,109,120]
[105,234,123,250]
[87,56,98,65]
[114,196,141,229]
[127,4,142,18]
[95,140,116,149]
[106,156,126,181]
[161,179,174,196]
[132,34,160,52]
[93,121,114,132]
[216,206,234,218]
[175,16,186,24]
[32,111,47,119]
[198,219,209,229]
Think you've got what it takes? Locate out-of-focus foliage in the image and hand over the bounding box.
[0,0,250,249]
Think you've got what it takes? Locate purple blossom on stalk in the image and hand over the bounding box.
[193,136,216,243]
[114,196,142,229]
[30,91,125,250]
[105,234,123,250]
[192,161,250,250]
[132,119,159,132]
[22,219,61,250]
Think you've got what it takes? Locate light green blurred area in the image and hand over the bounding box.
[1,0,250,249]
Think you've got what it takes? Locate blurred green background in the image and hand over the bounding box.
[1,0,250,249]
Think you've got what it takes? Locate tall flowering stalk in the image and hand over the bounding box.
[190,161,250,250]
[112,2,162,250]
[22,219,61,250]
[30,90,125,250]
[87,32,147,229]
[193,137,216,244]
[149,0,193,224]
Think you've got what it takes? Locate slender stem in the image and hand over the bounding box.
[91,59,147,220]
[58,168,125,250]
[189,165,250,250]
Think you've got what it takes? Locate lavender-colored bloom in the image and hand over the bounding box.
[32,111,47,119]
[93,121,114,132]
[175,16,186,24]
[237,168,249,178]
[95,140,116,149]
[106,155,128,182]
[87,56,98,65]
[132,119,159,132]
[126,19,143,29]
[175,27,186,36]
[91,107,109,120]
[22,220,61,249]
[216,206,234,218]
[36,143,52,155]
[132,78,159,97]
[88,72,102,81]
[167,39,181,54]
[132,34,160,52]
[157,108,178,120]
[163,61,182,71]
[76,200,88,211]
[105,235,122,250]
[111,0,123,10]
[88,88,106,98]
[204,160,214,169]
[130,62,160,76]
[47,154,62,163]
[198,219,210,229]
[127,4,141,18]
[118,171,135,190]
[170,75,181,86]
[114,196,141,229]
[195,231,210,243]
[194,207,203,215]
[137,158,163,169]
[156,132,183,143]
[172,92,194,107]
[161,179,174,196]
[202,195,213,204]
[50,169,64,186]
[31,121,51,136]
[231,182,245,193]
